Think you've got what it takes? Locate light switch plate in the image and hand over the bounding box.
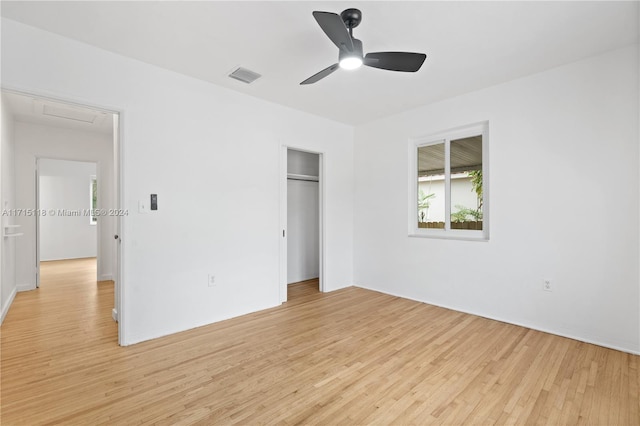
[138,200,148,214]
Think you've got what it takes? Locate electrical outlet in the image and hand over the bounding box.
[543,279,552,292]
[208,274,216,287]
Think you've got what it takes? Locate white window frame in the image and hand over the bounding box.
[408,121,489,241]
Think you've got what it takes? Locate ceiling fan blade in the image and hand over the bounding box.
[300,63,340,85]
[312,11,354,52]
[364,52,427,72]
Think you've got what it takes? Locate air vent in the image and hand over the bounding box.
[228,67,261,84]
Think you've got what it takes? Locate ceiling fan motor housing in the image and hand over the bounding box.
[340,38,363,61]
[340,8,362,29]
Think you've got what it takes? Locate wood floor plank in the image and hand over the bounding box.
[1,258,639,425]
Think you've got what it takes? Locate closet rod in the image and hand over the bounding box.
[287,173,319,182]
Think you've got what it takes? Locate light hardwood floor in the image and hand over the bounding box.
[1,259,639,425]
[287,278,320,303]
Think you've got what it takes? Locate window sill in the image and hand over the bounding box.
[408,230,489,242]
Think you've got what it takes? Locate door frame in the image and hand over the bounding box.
[35,157,101,287]
[279,145,325,303]
[2,87,126,345]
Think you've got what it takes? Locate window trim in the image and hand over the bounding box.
[408,121,489,241]
[89,175,97,225]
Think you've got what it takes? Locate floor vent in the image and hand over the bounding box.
[228,67,261,84]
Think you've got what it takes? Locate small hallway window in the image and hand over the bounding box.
[90,175,97,224]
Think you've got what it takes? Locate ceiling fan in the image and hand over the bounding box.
[301,8,427,85]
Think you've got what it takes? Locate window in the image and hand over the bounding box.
[90,175,97,224]
[409,122,488,240]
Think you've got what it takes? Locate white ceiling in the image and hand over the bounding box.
[3,91,114,134]
[2,1,638,125]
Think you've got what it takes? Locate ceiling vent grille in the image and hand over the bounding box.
[228,67,261,84]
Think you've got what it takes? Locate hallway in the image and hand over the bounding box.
[1,258,117,422]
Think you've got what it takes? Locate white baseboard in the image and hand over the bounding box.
[112,308,118,322]
[17,283,35,292]
[99,274,113,282]
[1,286,17,324]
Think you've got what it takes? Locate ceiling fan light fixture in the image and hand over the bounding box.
[338,37,364,70]
[339,56,363,70]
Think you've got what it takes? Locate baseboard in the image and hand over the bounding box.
[99,274,113,282]
[17,283,35,292]
[41,256,97,262]
[1,286,17,324]
[354,284,640,356]
[112,308,118,322]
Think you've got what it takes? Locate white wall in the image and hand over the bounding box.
[287,179,319,284]
[39,159,97,261]
[1,19,355,345]
[1,96,17,323]
[14,122,114,288]
[354,46,640,353]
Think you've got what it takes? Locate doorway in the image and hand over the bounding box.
[280,147,323,303]
[1,89,123,344]
[37,158,99,282]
